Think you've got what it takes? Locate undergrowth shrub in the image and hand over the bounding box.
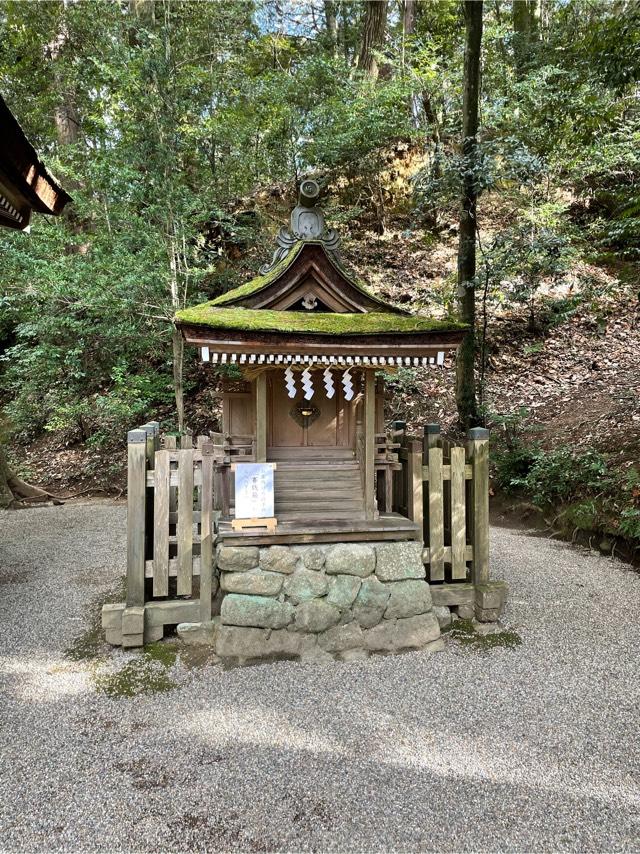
[490,409,640,544]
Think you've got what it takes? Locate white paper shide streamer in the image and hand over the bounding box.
[342,368,354,401]
[284,366,297,399]
[301,367,314,400]
[323,367,335,399]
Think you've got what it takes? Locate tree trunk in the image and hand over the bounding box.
[47,2,80,164]
[358,1,388,79]
[324,1,338,56]
[455,0,483,428]
[0,449,14,508]
[403,0,416,37]
[168,231,185,433]
[402,0,416,75]
[172,327,185,434]
[0,446,58,508]
[512,0,539,76]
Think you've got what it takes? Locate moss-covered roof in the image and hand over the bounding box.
[210,239,395,310]
[175,305,467,336]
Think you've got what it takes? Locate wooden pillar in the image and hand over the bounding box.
[255,371,267,462]
[468,427,490,584]
[364,369,376,519]
[375,375,385,433]
[126,429,147,609]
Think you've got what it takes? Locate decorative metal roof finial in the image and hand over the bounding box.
[259,178,341,275]
[291,180,324,238]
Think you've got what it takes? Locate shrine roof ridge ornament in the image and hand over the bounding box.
[259,179,341,276]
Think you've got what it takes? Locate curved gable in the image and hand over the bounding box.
[212,241,406,315]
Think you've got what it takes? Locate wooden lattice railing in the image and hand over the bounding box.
[395,423,490,588]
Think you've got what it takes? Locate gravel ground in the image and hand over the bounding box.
[1,502,639,853]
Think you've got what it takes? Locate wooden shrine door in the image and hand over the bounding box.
[267,369,351,451]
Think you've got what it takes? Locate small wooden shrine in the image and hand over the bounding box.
[175,180,465,543]
[102,181,506,659]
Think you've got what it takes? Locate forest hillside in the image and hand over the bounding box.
[1,0,639,555]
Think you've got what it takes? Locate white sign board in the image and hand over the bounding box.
[234,463,275,520]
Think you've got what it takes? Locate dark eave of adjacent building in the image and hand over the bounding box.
[0,93,72,230]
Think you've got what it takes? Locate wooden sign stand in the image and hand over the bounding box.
[231,462,277,533]
[231,517,277,533]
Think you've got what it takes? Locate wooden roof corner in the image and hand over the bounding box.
[0,93,72,230]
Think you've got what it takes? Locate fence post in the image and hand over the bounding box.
[177,447,194,597]
[424,423,441,451]
[122,429,147,647]
[392,421,406,514]
[126,429,147,610]
[140,423,158,571]
[406,439,423,537]
[141,422,159,467]
[467,427,490,584]
[422,425,443,580]
[200,446,214,623]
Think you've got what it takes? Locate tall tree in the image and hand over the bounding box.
[512,0,539,77]
[324,0,338,56]
[455,0,483,427]
[358,0,387,79]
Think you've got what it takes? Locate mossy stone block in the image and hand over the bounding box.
[221,593,294,629]
[284,568,328,604]
[217,546,259,572]
[295,599,341,633]
[375,542,425,581]
[325,543,375,578]
[327,574,362,608]
[221,570,283,597]
[260,546,298,575]
[384,580,432,620]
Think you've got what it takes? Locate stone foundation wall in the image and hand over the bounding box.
[212,541,443,663]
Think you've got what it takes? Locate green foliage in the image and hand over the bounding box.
[0,0,639,473]
[515,447,611,507]
[492,408,610,505]
[303,75,416,172]
[491,408,640,546]
[490,408,541,491]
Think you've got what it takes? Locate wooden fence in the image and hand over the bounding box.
[102,424,218,647]
[396,424,490,588]
[103,421,500,647]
